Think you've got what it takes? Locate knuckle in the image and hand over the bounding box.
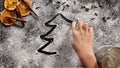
[80,30,84,34]
[73,31,78,35]
[85,23,88,27]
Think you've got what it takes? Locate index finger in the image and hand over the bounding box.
[72,22,77,32]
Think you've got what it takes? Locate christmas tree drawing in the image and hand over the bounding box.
[37,13,73,55]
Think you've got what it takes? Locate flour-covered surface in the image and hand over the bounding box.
[0,0,120,68]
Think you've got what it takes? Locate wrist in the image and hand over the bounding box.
[77,48,94,59]
[78,52,95,61]
[78,52,99,68]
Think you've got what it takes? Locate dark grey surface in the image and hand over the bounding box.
[0,0,120,68]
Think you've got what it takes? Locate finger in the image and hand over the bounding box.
[78,20,83,31]
[72,22,77,31]
[82,23,89,31]
[89,27,94,34]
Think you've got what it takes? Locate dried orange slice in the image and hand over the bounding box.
[17,0,32,16]
[1,9,17,26]
[4,0,19,10]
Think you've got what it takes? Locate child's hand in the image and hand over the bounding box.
[71,21,94,56]
[71,21,99,68]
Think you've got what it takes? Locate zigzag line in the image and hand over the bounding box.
[37,13,73,55]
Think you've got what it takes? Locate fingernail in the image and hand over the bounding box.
[72,21,76,24]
